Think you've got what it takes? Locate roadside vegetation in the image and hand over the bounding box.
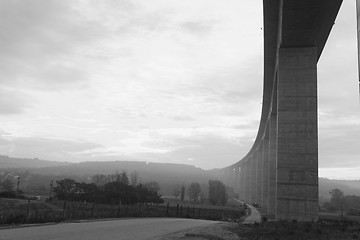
[230,188,360,240]
[0,173,245,226]
[321,188,360,217]
[231,218,360,240]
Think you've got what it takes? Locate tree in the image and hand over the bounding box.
[180,185,185,201]
[114,171,129,185]
[330,188,344,205]
[91,174,108,186]
[344,195,360,214]
[53,179,81,201]
[188,182,201,202]
[130,171,139,187]
[78,182,99,202]
[135,184,164,204]
[144,181,160,194]
[104,181,136,205]
[1,178,14,192]
[172,186,181,199]
[208,180,228,205]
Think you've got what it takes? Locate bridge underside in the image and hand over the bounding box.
[220,0,342,221]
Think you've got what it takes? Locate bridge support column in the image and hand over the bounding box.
[250,152,257,204]
[268,108,277,219]
[239,165,246,201]
[262,125,270,213]
[276,47,318,221]
[257,142,264,207]
[228,168,235,191]
[245,159,251,203]
[234,166,240,195]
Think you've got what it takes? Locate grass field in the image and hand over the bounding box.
[230,216,360,240]
[0,198,63,225]
[319,211,360,223]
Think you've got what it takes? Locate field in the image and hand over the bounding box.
[0,198,63,225]
[319,211,360,223]
[230,218,360,240]
[225,211,360,240]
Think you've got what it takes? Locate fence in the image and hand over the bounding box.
[0,198,246,225]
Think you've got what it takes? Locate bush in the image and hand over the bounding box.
[0,191,17,198]
[348,208,360,216]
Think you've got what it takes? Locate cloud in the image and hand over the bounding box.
[0,135,103,161]
[0,0,108,90]
[0,0,357,180]
[319,113,360,168]
[319,167,360,180]
[0,88,32,115]
[170,116,194,122]
[180,21,215,35]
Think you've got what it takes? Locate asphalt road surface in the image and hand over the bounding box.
[0,218,219,240]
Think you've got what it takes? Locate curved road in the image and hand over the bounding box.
[0,218,219,240]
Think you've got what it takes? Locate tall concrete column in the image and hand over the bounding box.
[251,152,258,204]
[229,168,235,191]
[239,165,246,201]
[234,166,240,195]
[219,169,225,185]
[276,47,318,221]
[262,125,270,213]
[268,82,278,219]
[257,142,264,207]
[245,159,251,203]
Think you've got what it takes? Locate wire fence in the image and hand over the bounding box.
[0,198,247,225]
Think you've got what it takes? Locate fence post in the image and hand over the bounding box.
[83,201,87,219]
[166,203,169,216]
[63,200,67,219]
[117,201,121,217]
[176,204,179,215]
[26,199,31,223]
[91,202,95,218]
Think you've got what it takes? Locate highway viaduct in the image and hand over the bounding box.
[218,0,343,221]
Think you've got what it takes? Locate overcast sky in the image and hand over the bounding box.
[0,0,359,179]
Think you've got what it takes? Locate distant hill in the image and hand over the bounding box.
[0,155,70,169]
[1,156,359,201]
[30,161,212,195]
[0,156,212,196]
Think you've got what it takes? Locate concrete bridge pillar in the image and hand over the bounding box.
[256,142,264,207]
[261,125,270,213]
[228,168,235,191]
[234,166,240,195]
[276,47,318,221]
[268,89,277,219]
[250,152,257,204]
[239,165,246,201]
[245,159,251,203]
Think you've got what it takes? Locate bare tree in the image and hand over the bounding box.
[172,186,181,199]
[1,178,14,192]
[188,182,201,202]
[130,171,139,187]
[145,181,160,194]
[180,185,185,201]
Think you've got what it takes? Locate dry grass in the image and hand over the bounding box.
[228,219,360,240]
